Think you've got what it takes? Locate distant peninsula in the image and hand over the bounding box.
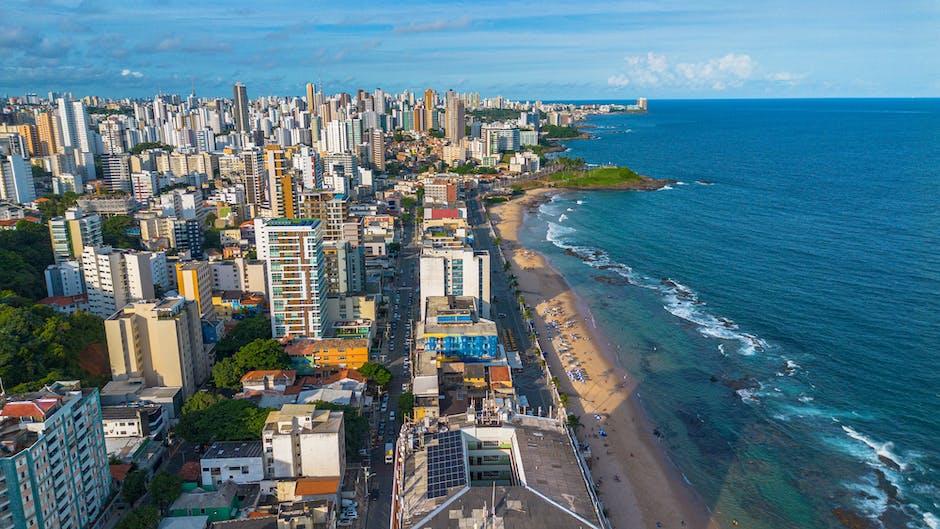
[515,158,675,191]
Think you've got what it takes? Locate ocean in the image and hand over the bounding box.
[517,99,940,529]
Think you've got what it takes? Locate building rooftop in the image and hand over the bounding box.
[158,516,209,529]
[293,477,340,497]
[203,441,264,460]
[397,414,603,529]
[171,482,238,511]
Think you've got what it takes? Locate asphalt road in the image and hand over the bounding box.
[364,219,418,529]
[467,192,553,414]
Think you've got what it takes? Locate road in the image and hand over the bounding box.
[364,218,419,529]
[467,191,553,414]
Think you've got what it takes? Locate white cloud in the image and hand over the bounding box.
[766,71,806,85]
[394,16,472,33]
[607,74,631,87]
[120,68,143,78]
[610,52,763,91]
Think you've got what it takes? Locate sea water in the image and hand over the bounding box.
[518,99,940,528]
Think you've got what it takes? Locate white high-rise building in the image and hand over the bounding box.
[56,98,94,153]
[0,154,36,203]
[261,404,345,479]
[81,246,160,318]
[419,247,491,319]
[255,218,327,339]
[321,120,349,154]
[44,260,85,297]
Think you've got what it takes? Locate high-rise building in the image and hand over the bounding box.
[56,98,93,153]
[255,218,327,339]
[44,260,85,297]
[0,153,36,204]
[261,404,345,479]
[445,89,466,142]
[0,381,111,529]
[48,206,102,263]
[101,154,131,192]
[232,82,250,133]
[35,110,59,155]
[423,88,436,131]
[176,261,215,320]
[419,247,491,319]
[369,128,385,171]
[81,246,159,318]
[265,145,297,218]
[15,124,39,157]
[105,297,207,398]
[305,83,317,112]
[99,117,126,154]
[298,190,349,242]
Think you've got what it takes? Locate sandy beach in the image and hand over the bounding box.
[489,189,722,529]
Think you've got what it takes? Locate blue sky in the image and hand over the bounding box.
[1,0,938,99]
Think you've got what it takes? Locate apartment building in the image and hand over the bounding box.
[261,404,345,480]
[104,297,207,398]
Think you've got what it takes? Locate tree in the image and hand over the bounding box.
[212,339,289,390]
[214,315,271,359]
[150,471,183,512]
[102,215,139,248]
[0,221,55,299]
[182,391,222,415]
[358,362,392,388]
[121,470,148,504]
[115,505,160,529]
[129,142,173,155]
[176,397,270,444]
[398,391,414,418]
[566,413,582,429]
[36,192,79,219]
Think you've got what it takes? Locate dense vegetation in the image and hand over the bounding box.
[128,142,173,155]
[115,505,160,529]
[398,391,414,418]
[211,339,290,390]
[37,192,79,219]
[542,124,582,139]
[548,165,643,187]
[0,222,55,299]
[448,164,497,175]
[214,314,272,359]
[102,215,139,248]
[176,393,271,444]
[0,293,107,391]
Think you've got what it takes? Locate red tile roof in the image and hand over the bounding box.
[1,398,61,420]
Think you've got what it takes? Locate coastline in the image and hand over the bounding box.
[489,189,721,529]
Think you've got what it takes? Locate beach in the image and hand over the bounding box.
[489,189,721,529]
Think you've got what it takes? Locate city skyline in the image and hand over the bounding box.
[2,0,938,99]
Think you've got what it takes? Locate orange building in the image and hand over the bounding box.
[285,338,370,372]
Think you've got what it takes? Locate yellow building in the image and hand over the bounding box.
[176,261,214,319]
[285,338,370,372]
[265,145,296,218]
[35,111,59,155]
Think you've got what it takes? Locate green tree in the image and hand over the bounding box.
[121,470,148,504]
[214,315,271,359]
[566,413,582,429]
[102,215,139,248]
[115,505,160,529]
[358,362,392,388]
[0,221,55,299]
[36,192,79,219]
[177,397,270,444]
[150,471,183,512]
[212,339,289,390]
[129,142,173,155]
[398,391,414,418]
[181,391,223,415]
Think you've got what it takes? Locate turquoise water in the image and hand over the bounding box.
[518,100,940,529]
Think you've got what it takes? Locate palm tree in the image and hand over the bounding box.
[566,413,582,429]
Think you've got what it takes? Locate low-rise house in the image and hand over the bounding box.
[240,370,297,394]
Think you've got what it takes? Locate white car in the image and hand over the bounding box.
[402,383,410,392]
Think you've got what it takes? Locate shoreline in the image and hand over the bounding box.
[489,188,721,529]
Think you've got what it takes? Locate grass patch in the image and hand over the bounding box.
[549,166,643,187]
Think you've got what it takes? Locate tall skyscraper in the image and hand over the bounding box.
[56,98,93,153]
[445,89,466,142]
[423,88,436,131]
[264,145,297,218]
[176,261,215,320]
[0,382,112,529]
[305,83,317,112]
[232,82,250,133]
[369,128,386,171]
[255,218,327,339]
[34,110,59,155]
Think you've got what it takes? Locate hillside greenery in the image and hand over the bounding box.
[0,222,55,300]
[548,165,643,187]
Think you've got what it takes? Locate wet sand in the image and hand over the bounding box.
[489,189,721,529]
